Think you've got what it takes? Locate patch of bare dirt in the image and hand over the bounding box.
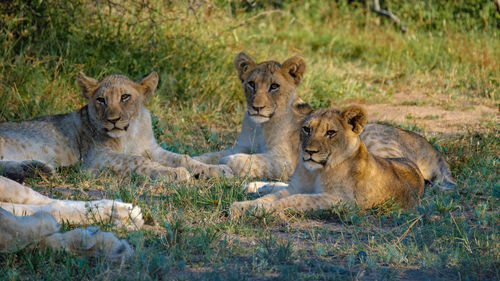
[345,90,498,135]
[363,103,496,134]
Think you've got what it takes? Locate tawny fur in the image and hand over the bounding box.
[196,52,455,189]
[196,52,313,180]
[230,106,425,216]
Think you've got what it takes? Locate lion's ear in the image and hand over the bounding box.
[341,106,367,134]
[138,72,159,100]
[234,52,256,81]
[77,72,98,99]
[292,98,313,116]
[281,56,306,86]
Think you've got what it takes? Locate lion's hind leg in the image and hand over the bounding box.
[418,155,457,190]
[242,181,289,195]
[1,176,143,229]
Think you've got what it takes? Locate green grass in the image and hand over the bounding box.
[0,0,499,280]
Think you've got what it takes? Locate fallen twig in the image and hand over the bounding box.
[395,215,422,246]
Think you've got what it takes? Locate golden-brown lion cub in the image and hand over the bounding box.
[230,106,425,217]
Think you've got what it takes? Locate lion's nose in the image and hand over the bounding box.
[252,105,265,112]
[305,148,319,155]
[108,117,121,124]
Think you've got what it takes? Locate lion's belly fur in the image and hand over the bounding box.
[0,113,82,166]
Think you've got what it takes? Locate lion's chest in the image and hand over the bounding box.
[318,168,357,201]
[111,115,156,156]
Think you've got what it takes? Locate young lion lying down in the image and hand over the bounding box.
[230,106,425,217]
[0,71,232,183]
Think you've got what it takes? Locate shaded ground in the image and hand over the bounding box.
[364,103,496,134]
[342,90,497,135]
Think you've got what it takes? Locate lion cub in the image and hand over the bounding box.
[230,106,425,216]
[0,72,232,182]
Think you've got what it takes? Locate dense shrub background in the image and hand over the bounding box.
[1,0,498,120]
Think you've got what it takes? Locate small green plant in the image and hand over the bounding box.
[250,233,295,274]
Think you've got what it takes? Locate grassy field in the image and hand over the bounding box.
[0,0,499,280]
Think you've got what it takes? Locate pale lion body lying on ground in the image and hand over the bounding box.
[0,176,135,259]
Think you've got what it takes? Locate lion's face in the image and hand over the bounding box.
[234,52,306,123]
[77,72,158,138]
[300,106,367,171]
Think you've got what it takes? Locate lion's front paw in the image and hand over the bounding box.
[147,166,191,182]
[43,226,133,261]
[229,201,269,219]
[172,167,191,182]
[229,201,250,220]
[191,163,234,179]
[2,160,55,182]
[216,164,234,178]
[220,154,257,177]
[111,203,144,230]
[88,200,144,230]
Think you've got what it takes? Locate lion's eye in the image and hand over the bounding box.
[269,83,280,91]
[247,81,256,90]
[96,97,106,104]
[302,126,311,135]
[121,94,131,102]
[326,130,336,137]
